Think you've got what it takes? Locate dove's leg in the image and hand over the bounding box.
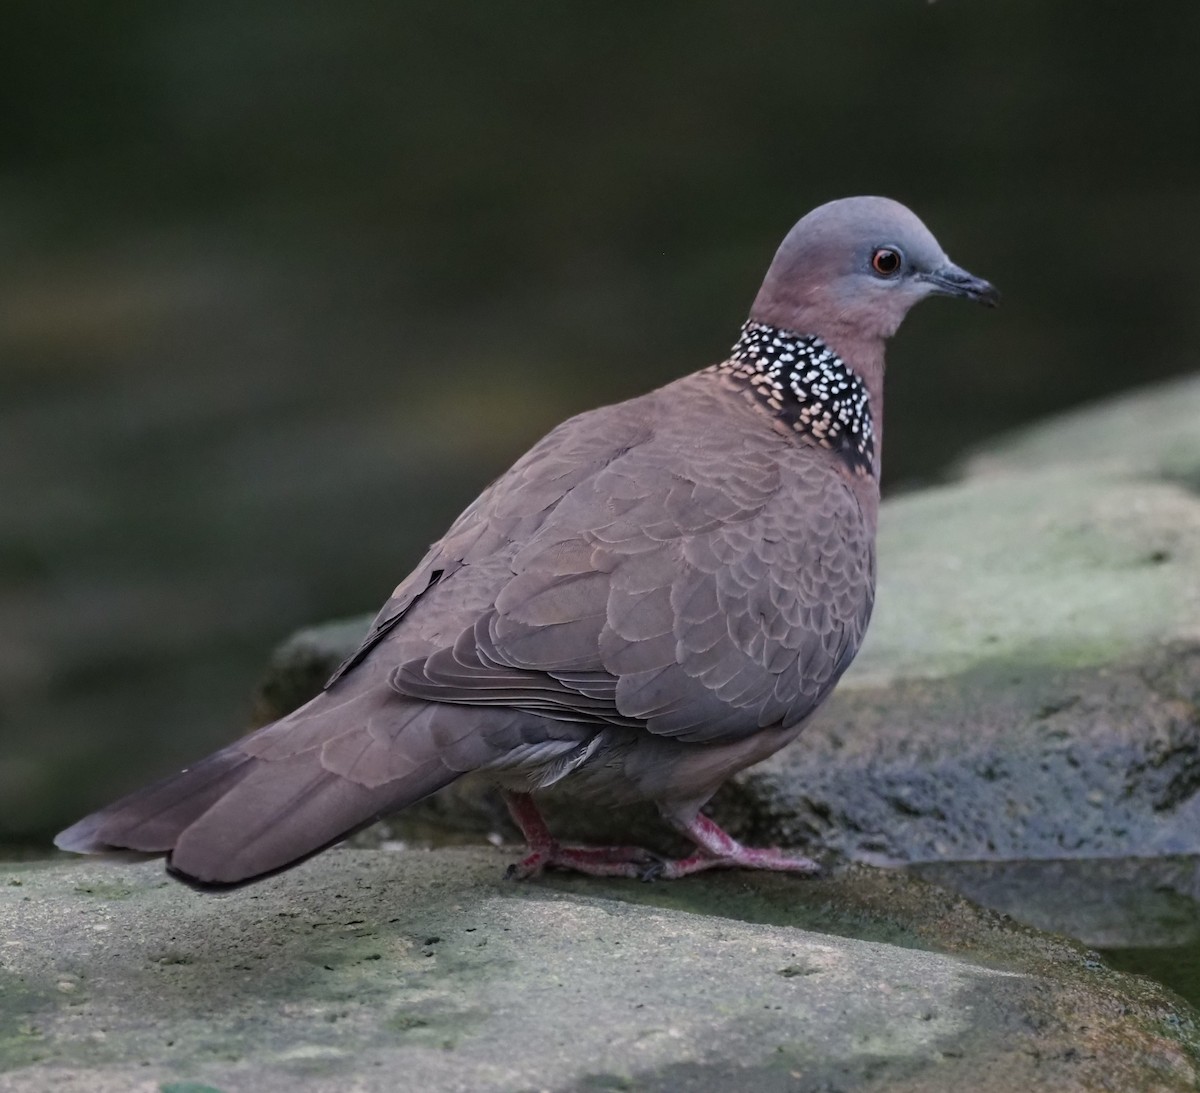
[644,812,820,879]
[502,792,657,879]
[502,793,817,881]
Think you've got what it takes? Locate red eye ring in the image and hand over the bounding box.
[871,248,902,276]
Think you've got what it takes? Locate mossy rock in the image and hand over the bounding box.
[2,849,1198,1091]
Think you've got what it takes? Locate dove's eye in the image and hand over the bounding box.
[871,248,903,276]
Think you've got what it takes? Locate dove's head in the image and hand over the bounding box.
[750,196,998,346]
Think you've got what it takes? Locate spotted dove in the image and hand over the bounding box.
[56,196,997,888]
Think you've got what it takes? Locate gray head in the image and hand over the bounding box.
[751,196,998,344]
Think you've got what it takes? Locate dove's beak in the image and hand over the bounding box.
[920,262,1000,307]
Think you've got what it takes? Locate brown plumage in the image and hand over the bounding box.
[56,196,997,888]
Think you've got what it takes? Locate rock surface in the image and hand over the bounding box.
[911,856,1200,951]
[254,374,1200,865]
[3,848,1198,1092]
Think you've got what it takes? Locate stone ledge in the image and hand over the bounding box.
[2,849,1197,1092]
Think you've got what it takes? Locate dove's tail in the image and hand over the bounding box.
[53,698,462,890]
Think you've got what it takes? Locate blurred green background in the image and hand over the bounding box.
[2,1,1198,847]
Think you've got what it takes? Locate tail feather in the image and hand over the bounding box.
[54,747,257,855]
[54,730,460,890]
[51,680,551,889]
[168,753,452,889]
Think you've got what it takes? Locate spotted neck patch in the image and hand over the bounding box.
[711,320,876,476]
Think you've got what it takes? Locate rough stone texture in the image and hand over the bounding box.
[3,849,1198,1092]
[252,374,1200,866]
[911,857,1200,951]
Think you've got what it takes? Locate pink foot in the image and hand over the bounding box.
[505,842,659,880]
[639,812,818,879]
[641,845,820,880]
[502,793,819,882]
[503,793,655,879]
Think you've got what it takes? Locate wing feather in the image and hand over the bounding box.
[389,393,874,744]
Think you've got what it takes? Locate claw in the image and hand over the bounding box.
[638,860,665,883]
[505,848,549,881]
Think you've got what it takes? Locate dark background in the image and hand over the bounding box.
[2,1,1198,847]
